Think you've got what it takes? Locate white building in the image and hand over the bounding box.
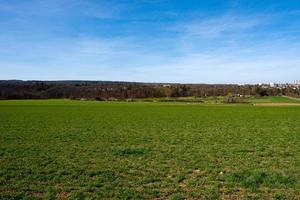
[293,80,300,85]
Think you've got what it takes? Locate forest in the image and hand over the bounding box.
[0,80,299,100]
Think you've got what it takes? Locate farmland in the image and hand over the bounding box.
[1,100,300,199]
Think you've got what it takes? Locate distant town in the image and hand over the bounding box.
[258,80,300,89]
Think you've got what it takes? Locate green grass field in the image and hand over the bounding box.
[1,100,300,199]
[133,96,300,105]
[249,96,300,103]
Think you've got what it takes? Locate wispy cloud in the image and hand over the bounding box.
[177,15,262,39]
[0,0,123,19]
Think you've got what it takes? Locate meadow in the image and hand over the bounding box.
[133,96,300,105]
[1,100,300,199]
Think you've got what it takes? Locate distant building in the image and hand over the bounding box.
[293,80,300,85]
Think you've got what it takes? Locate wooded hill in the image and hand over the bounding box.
[0,80,299,100]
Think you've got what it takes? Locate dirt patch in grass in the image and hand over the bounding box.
[221,187,246,200]
[57,192,70,200]
[179,180,188,190]
[179,169,207,191]
[189,168,207,177]
[32,192,44,198]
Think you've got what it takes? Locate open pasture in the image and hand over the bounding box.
[1,100,300,199]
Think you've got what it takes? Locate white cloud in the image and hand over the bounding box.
[0,0,122,19]
[174,14,263,39]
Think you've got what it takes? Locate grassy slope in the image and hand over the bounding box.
[249,96,300,103]
[0,100,300,199]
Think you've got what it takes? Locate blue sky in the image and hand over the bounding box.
[1,0,300,83]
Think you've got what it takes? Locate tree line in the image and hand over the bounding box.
[0,80,299,100]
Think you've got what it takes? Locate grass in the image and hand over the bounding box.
[1,100,300,199]
[134,96,300,105]
[249,96,300,103]
[133,96,222,103]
